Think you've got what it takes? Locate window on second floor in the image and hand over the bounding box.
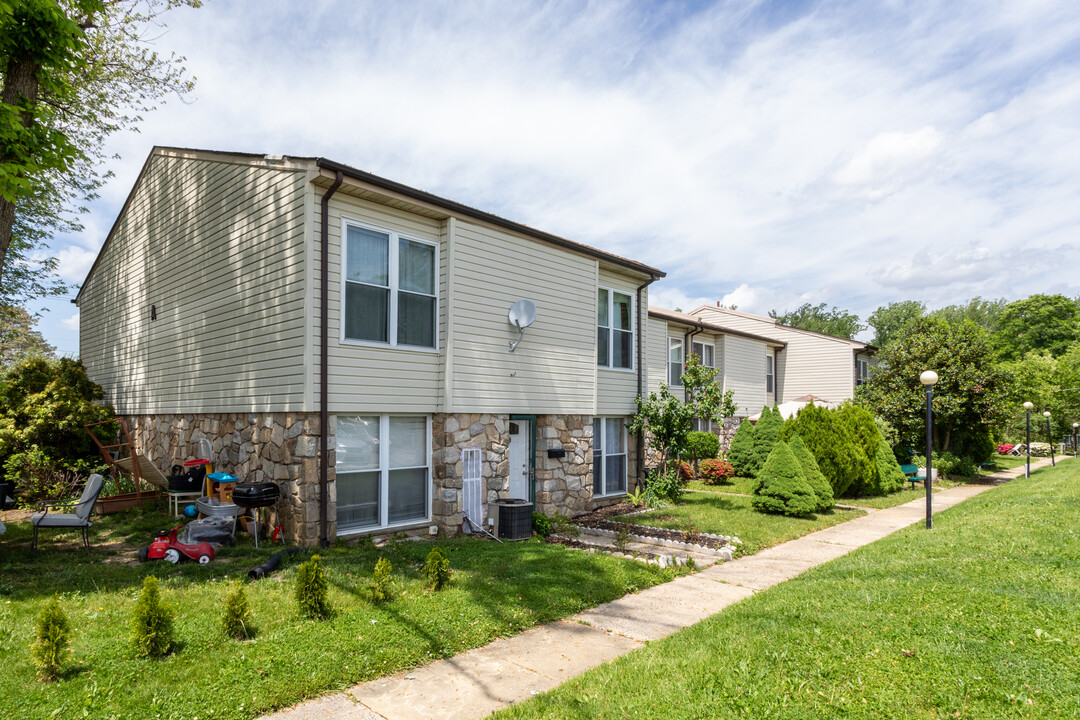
[343,222,437,349]
[766,354,775,394]
[669,337,684,386]
[597,288,633,370]
[691,341,715,369]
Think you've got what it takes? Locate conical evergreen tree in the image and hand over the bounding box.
[749,406,782,477]
[778,403,863,497]
[869,431,907,495]
[751,441,817,517]
[789,433,834,511]
[727,418,756,476]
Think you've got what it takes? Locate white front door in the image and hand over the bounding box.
[507,420,531,500]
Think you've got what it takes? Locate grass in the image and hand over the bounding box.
[689,473,965,511]
[617,492,864,554]
[0,504,682,720]
[688,475,755,496]
[496,460,1080,720]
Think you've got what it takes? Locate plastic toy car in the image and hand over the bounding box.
[138,526,214,564]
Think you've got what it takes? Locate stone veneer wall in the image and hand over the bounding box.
[126,413,331,545]
[533,414,593,517]
[431,413,510,535]
[643,416,746,469]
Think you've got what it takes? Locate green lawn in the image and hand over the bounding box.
[979,452,1028,473]
[689,475,959,511]
[0,506,682,720]
[497,462,1080,719]
[688,475,755,495]
[617,492,864,554]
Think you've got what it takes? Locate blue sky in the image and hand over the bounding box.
[32,0,1080,355]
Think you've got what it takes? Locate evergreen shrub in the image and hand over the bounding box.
[749,407,782,476]
[132,576,176,658]
[371,557,393,605]
[836,403,879,496]
[751,441,817,517]
[789,433,834,511]
[727,419,756,476]
[424,547,452,590]
[31,595,71,680]
[869,436,907,496]
[295,554,332,619]
[779,403,865,497]
[699,458,735,485]
[221,581,255,640]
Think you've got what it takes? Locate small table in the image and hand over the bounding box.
[167,491,202,518]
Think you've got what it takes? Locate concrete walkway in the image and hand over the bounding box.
[262,459,1057,720]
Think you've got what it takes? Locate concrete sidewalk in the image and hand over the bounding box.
[262,458,1056,720]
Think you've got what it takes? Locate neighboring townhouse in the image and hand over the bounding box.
[76,147,664,545]
[689,305,876,405]
[646,307,786,419]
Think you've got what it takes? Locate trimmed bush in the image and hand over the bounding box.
[424,547,452,590]
[686,431,719,465]
[669,459,694,482]
[699,458,735,485]
[132,576,176,658]
[751,441,817,517]
[789,433,834,511]
[749,406,782,477]
[869,436,907,496]
[727,419,756,476]
[221,581,255,640]
[836,403,879,496]
[295,554,332,619]
[779,403,866,497]
[371,557,393,605]
[31,595,71,680]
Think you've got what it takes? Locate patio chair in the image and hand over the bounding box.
[30,474,104,556]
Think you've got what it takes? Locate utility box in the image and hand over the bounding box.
[492,498,533,540]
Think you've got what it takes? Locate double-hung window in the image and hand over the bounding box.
[336,415,430,532]
[856,358,869,386]
[343,222,437,349]
[593,417,627,496]
[597,288,633,369]
[668,338,684,386]
[766,355,775,394]
[691,341,714,369]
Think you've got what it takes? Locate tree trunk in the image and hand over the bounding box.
[0,50,43,289]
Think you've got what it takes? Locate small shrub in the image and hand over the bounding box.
[685,431,720,466]
[221,581,255,640]
[423,547,452,591]
[295,554,332,619]
[532,512,553,538]
[669,459,694,482]
[31,595,71,680]
[789,433,834,511]
[643,468,684,507]
[751,441,817,517]
[997,443,1014,455]
[132,576,176,658]
[727,419,756,476]
[371,557,393,605]
[552,514,580,538]
[613,525,631,553]
[914,451,979,477]
[699,458,735,485]
[868,436,907,495]
[749,406,782,476]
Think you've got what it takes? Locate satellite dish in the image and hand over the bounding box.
[508,300,537,351]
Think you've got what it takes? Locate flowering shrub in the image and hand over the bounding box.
[699,459,735,485]
[669,460,694,482]
[997,443,1014,454]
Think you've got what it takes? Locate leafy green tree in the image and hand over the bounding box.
[749,405,781,477]
[999,345,1080,443]
[727,418,755,476]
[854,316,1009,458]
[779,403,865,497]
[788,433,833,511]
[930,297,1006,334]
[0,0,200,302]
[0,304,54,366]
[751,441,817,517]
[992,294,1080,361]
[867,300,925,349]
[769,302,864,339]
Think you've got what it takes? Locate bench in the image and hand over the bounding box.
[900,464,921,490]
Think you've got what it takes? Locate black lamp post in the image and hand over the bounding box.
[1024,402,1033,478]
[1073,423,1078,458]
[920,370,938,529]
[1044,411,1055,467]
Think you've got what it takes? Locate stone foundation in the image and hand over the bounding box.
[126,412,330,545]
[431,413,510,534]
[533,414,593,517]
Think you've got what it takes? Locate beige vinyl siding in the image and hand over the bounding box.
[79,152,309,414]
[723,335,767,416]
[315,190,446,414]
[693,306,861,404]
[596,269,643,415]
[448,218,597,414]
[645,317,669,396]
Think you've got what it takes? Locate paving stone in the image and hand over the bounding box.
[262,694,385,720]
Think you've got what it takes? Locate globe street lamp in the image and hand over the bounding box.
[1044,411,1055,467]
[1024,402,1034,478]
[920,370,938,529]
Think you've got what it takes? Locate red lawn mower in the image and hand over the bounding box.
[138,526,214,565]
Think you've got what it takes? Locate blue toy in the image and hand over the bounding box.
[184,504,198,518]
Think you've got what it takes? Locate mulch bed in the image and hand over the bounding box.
[571,503,730,550]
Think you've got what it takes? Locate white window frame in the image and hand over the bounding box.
[597,287,635,372]
[669,337,684,387]
[766,354,775,394]
[340,218,439,352]
[856,358,870,386]
[336,414,432,534]
[691,340,715,369]
[593,417,628,497]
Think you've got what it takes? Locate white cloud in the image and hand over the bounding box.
[61,312,80,330]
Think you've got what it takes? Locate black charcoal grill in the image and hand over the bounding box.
[231,482,280,548]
